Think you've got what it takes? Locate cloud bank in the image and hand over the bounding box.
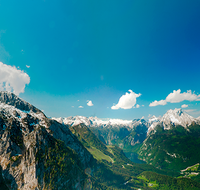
[149,89,200,107]
[0,62,30,95]
[111,90,141,110]
[87,100,93,106]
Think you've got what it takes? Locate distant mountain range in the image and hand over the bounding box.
[53,108,200,132]
[52,115,148,129]
[1,91,200,189]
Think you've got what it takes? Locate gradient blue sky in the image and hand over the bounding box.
[0,0,200,119]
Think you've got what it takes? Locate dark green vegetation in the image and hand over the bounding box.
[69,123,200,189]
[138,123,200,171]
[139,171,200,190]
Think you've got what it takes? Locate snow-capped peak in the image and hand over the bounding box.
[0,91,47,129]
[147,108,199,134]
[161,108,196,129]
[53,116,92,126]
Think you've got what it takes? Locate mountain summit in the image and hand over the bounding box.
[148,108,199,134]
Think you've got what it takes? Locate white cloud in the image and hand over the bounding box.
[77,100,79,101]
[184,109,196,113]
[71,106,74,108]
[26,65,30,68]
[78,106,83,108]
[0,62,30,95]
[148,114,151,118]
[149,89,200,107]
[181,104,188,108]
[141,116,145,119]
[136,104,140,108]
[111,90,141,110]
[87,100,93,106]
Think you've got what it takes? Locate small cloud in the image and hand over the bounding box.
[71,106,74,108]
[181,104,188,108]
[136,104,140,108]
[142,105,144,107]
[111,90,141,110]
[87,100,94,106]
[78,106,83,108]
[0,62,30,95]
[184,110,200,118]
[149,99,167,107]
[77,100,79,101]
[148,114,151,118]
[149,89,200,107]
[26,65,30,68]
[141,116,145,119]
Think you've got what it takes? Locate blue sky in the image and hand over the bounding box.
[0,0,200,119]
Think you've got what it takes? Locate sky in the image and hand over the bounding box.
[0,0,200,120]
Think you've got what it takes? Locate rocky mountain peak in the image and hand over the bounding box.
[0,92,95,189]
[166,108,183,116]
[0,91,41,114]
[161,108,195,128]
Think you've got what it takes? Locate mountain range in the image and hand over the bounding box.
[0,91,200,189]
[53,108,200,131]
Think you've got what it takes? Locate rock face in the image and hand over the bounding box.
[0,91,94,190]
